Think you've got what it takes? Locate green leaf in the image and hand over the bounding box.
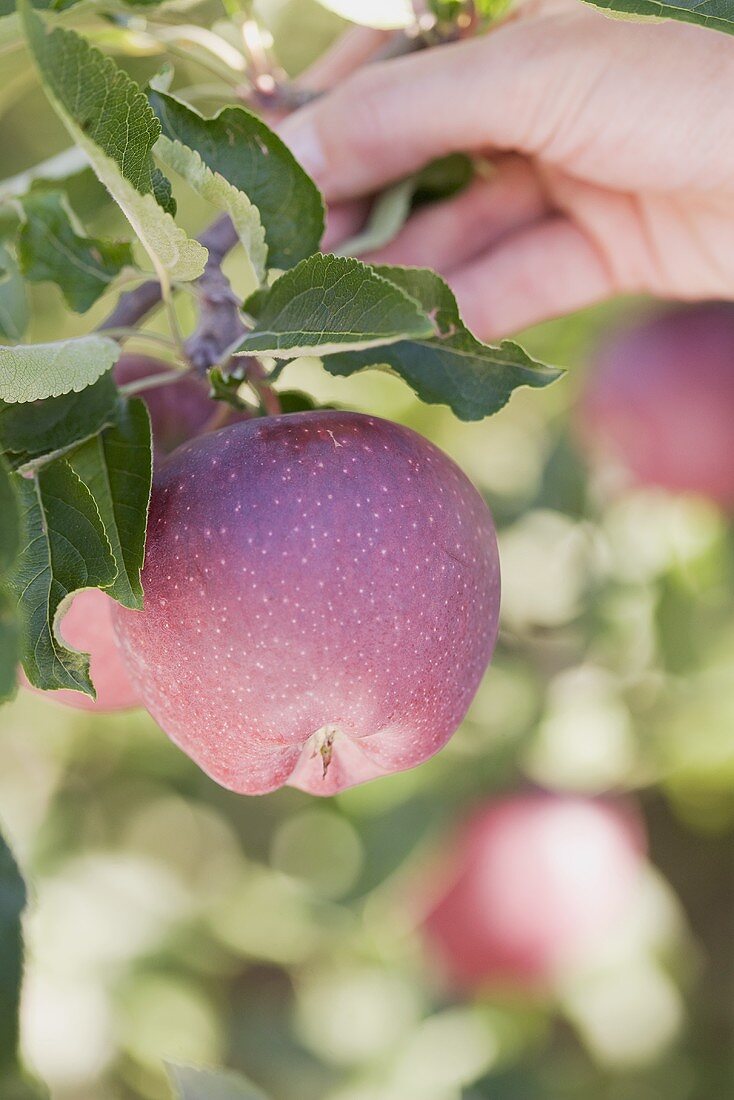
[335,177,415,258]
[0,455,20,572]
[0,335,119,403]
[18,190,134,313]
[8,459,117,696]
[322,265,563,420]
[151,166,176,217]
[0,245,28,343]
[582,0,734,33]
[65,398,152,609]
[235,254,435,359]
[0,828,25,1076]
[150,92,325,269]
[0,372,119,471]
[20,3,206,282]
[169,1064,269,1100]
[0,457,21,704]
[413,153,474,205]
[154,135,267,286]
[276,389,329,414]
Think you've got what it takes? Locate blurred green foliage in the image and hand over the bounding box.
[1,2,734,1098]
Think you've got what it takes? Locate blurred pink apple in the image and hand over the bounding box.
[577,302,734,507]
[420,793,645,994]
[113,411,500,795]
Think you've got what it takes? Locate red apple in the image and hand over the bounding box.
[420,793,645,994]
[112,411,500,795]
[577,302,734,507]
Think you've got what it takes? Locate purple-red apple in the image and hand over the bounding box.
[420,793,645,994]
[577,302,734,507]
[112,411,500,795]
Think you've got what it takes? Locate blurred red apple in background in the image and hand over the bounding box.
[113,411,501,795]
[420,793,645,994]
[114,353,222,464]
[577,302,734,507]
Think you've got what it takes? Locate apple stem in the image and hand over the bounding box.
[313,726,337,780]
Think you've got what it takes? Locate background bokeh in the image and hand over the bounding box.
[2,2,734,1098]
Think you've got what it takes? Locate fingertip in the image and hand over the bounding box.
[278,112,328,186]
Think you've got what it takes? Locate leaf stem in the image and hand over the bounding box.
[119,367,194,396]
[99,327,179,350]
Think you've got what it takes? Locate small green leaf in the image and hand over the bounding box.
[151,166,177,217]
[335,177,416,258]
[582,0,734,34]
[323,265,562,420]
[154,135,267,286]
[0,372,119,470]
[150,92,325,269]
[65,398,152,609]
[0,335,119,403]
[0,455,20,572]
[0,457,20,704]
[168,1064,269,1100]
[0,827,25,1076]
[9,459,117,696]
[413,153,474,205]
[0,245,28,343]
[18,190,134,313]
[276,389,329,414]
[236,254,435,359]
[21,3,206,282]
[207,367,251,412]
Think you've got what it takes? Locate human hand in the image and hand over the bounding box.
[279,3,734,339]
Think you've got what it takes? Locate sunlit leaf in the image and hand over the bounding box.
[150,92,324,268]
[20,3,206,282]
[154,135,267,286]
[0,335,119,403]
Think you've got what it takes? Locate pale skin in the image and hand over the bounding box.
[279,3,734,339]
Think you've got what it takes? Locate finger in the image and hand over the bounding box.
[363,156,548,275]
[277,23,559,202]
[297,26,391,92]
[322,200,369,251]
[448,216,617,340]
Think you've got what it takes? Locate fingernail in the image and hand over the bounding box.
[278,115,326,183]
